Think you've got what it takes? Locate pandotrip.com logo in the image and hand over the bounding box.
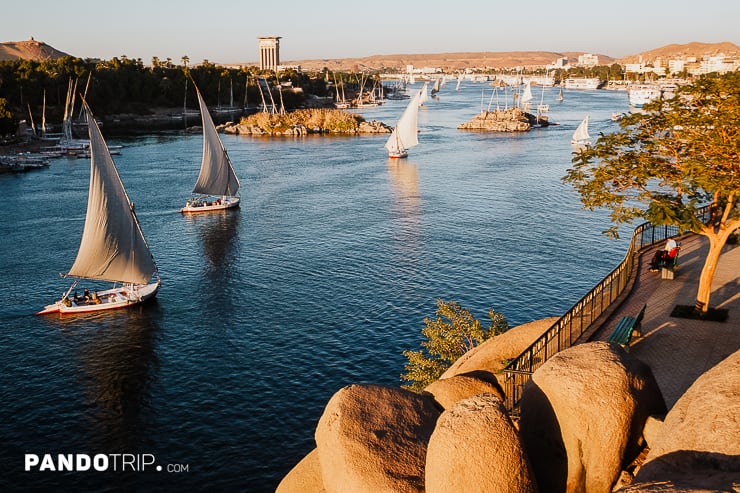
[24,453,189,473]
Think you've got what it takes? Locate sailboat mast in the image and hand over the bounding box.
[41,90,47,138]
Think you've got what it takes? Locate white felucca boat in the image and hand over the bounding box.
[385,92,420,159]
[37,100,160,315]
[556,87,564,102]
[181,82,241,213]
[417,82,429,106]
[571,115,591,147]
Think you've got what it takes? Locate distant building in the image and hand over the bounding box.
[668,59,685,74]
[577,53,599,67]
[258,36,281,71]
[696,54,736,75]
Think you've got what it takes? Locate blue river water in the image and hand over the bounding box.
[0,84,632,491]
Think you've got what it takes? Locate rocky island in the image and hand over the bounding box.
[458,107,549,132]
[221,108,391,136]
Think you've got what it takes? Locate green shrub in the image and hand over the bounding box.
[401,299,509,393]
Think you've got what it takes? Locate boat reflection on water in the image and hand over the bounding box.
[387,159,422,254]
[183,210,241,318]
[47,306,162,452]
[186,210,241,274]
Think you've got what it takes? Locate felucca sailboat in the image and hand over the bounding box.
[181,82,241,213]
[37,100,160,315]
[571,115,591,147]
[385,92,420,159]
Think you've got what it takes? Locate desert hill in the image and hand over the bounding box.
[283,51,615,72]
[618,41,740,64]
[0,37,70,61]
[2,38,737,72]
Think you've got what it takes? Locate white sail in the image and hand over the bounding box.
[571,115,591,145]
[62,79,75,142]
[67,102,157,285]
[520,81,533,105]
[41,90,47,138]
[385,92,420,156]
[192,86,240,197]
[431,78,440,94]
[418,82,429,106]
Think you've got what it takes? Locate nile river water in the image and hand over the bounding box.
[1,83,632,491]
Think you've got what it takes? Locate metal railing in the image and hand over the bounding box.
[499,211,705,413]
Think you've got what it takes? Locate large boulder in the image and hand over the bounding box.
[441,317,559,379]
[519,341,666,493]
[425,393,538,493]
[631,349,740,490]
[276,448,325,493]
[423,373,504,410]
[315,384,440,493]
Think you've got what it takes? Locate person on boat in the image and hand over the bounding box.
[83,288,91,301]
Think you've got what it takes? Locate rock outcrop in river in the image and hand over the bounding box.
[221,108,391,136]
[458,107,549,132]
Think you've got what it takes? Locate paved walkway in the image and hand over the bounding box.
[589,234,740,409]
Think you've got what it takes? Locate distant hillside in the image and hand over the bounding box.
[618,41,740,64]
[283,51,615,72]
[0,37,70,61]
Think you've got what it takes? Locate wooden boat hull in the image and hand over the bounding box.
[388,150,408,159]
[36,281,160,315]
[180,196,240,213]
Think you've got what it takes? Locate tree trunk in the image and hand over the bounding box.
[694,229,735,313]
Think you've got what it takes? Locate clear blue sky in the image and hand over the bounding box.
[5,0,738,64]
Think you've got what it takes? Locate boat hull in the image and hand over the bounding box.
[36,281,160,315]
[388,150,408,159]
[180,196,240,213]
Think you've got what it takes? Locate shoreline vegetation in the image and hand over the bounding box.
[0,108,393,157]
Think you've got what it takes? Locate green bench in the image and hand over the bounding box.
[607,304,647,347]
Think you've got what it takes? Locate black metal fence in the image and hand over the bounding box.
[500,216,696,413]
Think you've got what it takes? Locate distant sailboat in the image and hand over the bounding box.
[520,81,533,110]
[571,115,591,146]
[181,82,241,213]
[431,77,441,96]
[37,100,160,315]
[41,89,48,139]
[536,81,549,124]
[385,92,420,159]
[333,72,350,109]
[556,87,564,102]
[58,79,90,153]
[417,82,429,106]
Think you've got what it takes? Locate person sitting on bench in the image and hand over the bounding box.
[649,238,679,272]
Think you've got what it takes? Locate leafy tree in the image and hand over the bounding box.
[0,98,15,135]
[401,299,509,393]
[564,72,740,314]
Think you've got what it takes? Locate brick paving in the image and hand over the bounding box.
[589,234,740,409]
